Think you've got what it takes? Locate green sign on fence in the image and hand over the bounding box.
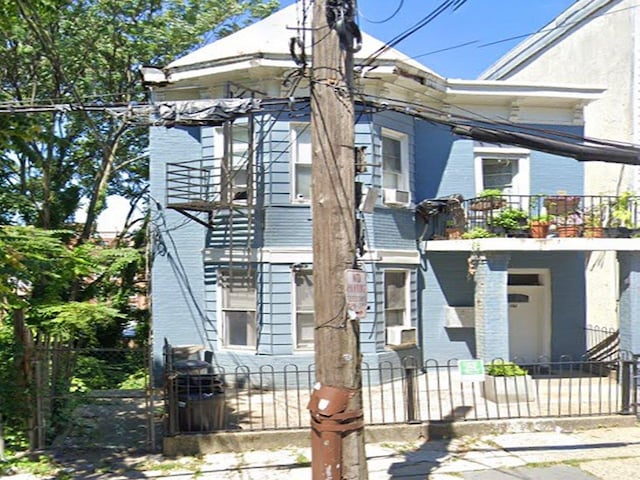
[458,359,485,382]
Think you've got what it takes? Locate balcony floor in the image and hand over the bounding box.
[422,237,640,252]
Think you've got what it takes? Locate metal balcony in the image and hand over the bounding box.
[417,193,640,241]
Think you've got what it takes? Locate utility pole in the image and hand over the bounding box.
[309,0,367,479]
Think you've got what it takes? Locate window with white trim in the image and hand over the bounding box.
[291,123,312,202]
[384,270,409,328]
[381,129,408,191]
[474,148,530,196]
[214,120,252,204]
[219,270,256,348]
[293,270,314,349]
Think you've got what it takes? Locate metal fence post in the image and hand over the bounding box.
[620,358,633,415]
[404,364,418,423]
[633,354,640,418]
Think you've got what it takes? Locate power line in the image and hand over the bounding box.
[359,90,640,153]
[407,2,639,63]
[358,0,404,24]
[360,0,468,68]
[3,90,639,156]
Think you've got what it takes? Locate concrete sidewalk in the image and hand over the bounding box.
[169,425,640,479]
[3,421,639,479]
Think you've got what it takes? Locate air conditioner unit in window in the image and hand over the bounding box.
[383,188,410,207]
[386,326,417,346]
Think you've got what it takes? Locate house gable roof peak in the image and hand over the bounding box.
[480,0,619,80]
[165,1,442,82]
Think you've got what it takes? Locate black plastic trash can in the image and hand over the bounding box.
[174,373,225,433]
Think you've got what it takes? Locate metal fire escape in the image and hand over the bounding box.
[165,118,255,279]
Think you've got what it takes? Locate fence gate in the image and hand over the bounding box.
[30,346,158,452]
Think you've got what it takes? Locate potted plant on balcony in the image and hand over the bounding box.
[491,208,529,237]
[555,212,583,237]
[543,195,581,216]
[529,214,550,238]
[461,227,495,239]
[605,191,637,238]
[470,189,505,211]
[445,219,464,239]
[483,360,536,403]
[583,204,605,238]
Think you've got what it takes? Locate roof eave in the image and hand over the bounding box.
[445,79,605,105]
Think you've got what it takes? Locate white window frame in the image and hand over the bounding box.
[292,269,314,350]
[218,269,257,350]
[290,122,312,203]
[474,147,530,196]
[381,128,409,192]
[383,269,410,328]
[213,119,253,205]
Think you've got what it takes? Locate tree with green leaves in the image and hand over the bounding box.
[0,0,279,450]
[0,0,278,237]
[0,225,145,447]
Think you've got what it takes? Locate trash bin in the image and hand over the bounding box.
[174,373,225,433]
[174,359,211,374]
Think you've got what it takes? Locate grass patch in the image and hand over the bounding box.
[295,451,310,466]
[0,453,60,477]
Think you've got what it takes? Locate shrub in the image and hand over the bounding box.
[486,361,528,377]
[462,227,495,239]
[492,208,528,231]
[118,369,148,390]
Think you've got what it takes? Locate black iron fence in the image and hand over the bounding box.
[165,355,638,435]
[418,193,640,240]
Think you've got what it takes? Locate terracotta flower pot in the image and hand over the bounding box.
[557,225,581,237]
[530,221,549,239]
[583,226,604,238]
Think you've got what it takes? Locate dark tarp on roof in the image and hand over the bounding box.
[151,98,262,126]
[452,125,640,166]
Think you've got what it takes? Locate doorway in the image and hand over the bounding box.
[508,270,551,362]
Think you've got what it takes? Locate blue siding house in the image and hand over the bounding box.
[145,3,640,375]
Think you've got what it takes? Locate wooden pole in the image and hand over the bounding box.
[310,1,367,478]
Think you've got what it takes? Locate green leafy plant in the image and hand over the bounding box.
[486,361,528,377]
[492,208,529,231]
[529,214,550,226]
[610,191,635,228]
[470,189,506,212]
[584,205,604,228]
[118,369,149,390]
[462,227,495,239]
[479,189,503,198]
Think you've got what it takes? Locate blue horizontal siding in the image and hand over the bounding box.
[264,206,312,247]
[370,208,417,250]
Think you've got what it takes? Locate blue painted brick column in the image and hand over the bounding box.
[473,253,510,361]
[618,251,640,354]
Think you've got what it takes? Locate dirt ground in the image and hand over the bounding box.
[40,391,164,478]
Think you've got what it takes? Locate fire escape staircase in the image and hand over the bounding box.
[165,120,255,277]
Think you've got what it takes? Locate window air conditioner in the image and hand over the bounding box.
[386,326,417,346]
[383,188,410,207]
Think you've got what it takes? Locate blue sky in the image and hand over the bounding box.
[279,0,576,78]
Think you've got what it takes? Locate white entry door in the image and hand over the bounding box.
[508,285,548,362]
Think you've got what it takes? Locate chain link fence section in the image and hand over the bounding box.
[31,346,158,452]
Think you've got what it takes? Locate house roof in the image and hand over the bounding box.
[165,2,442,83]
[480,0,617,80]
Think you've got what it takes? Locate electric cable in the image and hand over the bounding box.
[360,0,468,69]
[403,3,638,68]
[356,89,640,153]
[358,0,404,24]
